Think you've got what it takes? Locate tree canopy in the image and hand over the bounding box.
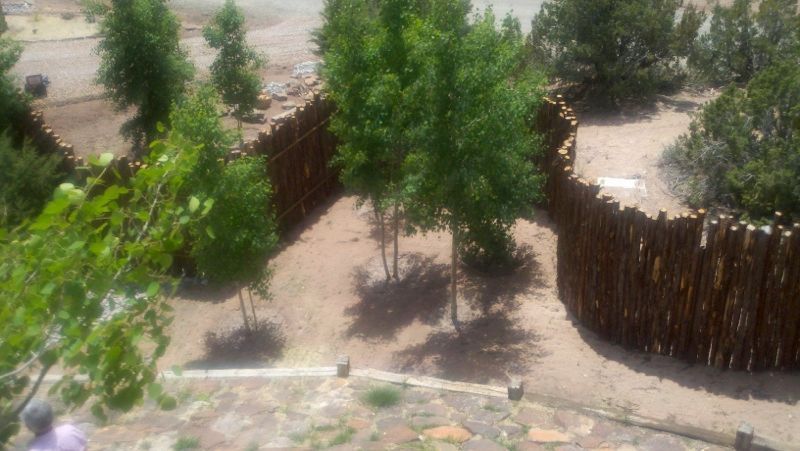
[96,0,194,150]
[203,0,265,125]
[527,0,704,102]
[664,49,800,221]
[689,0,799,85]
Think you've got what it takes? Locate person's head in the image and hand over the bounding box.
[21,399,54,435]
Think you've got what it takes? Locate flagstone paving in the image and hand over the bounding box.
[12,377,731,450]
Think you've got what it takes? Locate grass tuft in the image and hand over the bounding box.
[362,386,401,408]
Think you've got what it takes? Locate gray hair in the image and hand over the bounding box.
[21,399,54,434]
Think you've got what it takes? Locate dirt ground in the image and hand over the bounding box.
[162,195,800,446]
[574,89,720,217]
[9,0,798,446]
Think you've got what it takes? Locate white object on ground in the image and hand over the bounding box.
[597,177,648,198]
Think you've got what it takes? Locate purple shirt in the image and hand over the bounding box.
[28,424,87,451]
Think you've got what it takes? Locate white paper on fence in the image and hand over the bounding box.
[597,177,648,197]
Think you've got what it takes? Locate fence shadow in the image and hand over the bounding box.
[392,312,543,384]
[185,320,286,370]
[571,316,800,405]
[345,254,449,341]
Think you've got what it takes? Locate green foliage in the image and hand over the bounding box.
[527,0,704,102]
[362,386,401,408]
[96,0,194,150]
[0,133,65,228]
[1,6,8,34]
[690,0,799,85]
[459,221,518,273]
[0,35,27,132]
[170,86,236,195]
[191,156,278,289]
[663,55,800,221]
[405,4,544,246]
[0,135,210,444]
[203,0,265,122]
[173,436,200,450]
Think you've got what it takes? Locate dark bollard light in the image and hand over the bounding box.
[508,378,524,401]
[337,355,350,378]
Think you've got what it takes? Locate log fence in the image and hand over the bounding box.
[536,97,800,371]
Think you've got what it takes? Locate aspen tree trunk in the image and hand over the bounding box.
[392,201,400,280]
[238,288,251,333]
[375,206,391,282]
[451,226,461,332]
[247,288,258,326]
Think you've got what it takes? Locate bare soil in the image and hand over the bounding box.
[574,89,720,217]
[162,195,800,445]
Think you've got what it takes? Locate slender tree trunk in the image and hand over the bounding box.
[392,201,400,280]
[451,226,461,333]
[238,288,251,333]
[375,206,391,282]
[247,288,258,327]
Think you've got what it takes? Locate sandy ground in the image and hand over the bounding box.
[162,195,800,446]
[574,89,720,217]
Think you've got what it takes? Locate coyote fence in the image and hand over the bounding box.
[536,98,800,371]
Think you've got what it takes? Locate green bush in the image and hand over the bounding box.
[459,220,519,273]
[689,0,799,85]
[663,55,800,221]
[0,132,65,228]
[527,0,704,102]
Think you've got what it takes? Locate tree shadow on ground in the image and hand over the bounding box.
[175,279,240,304]
[460,243,547,315]
[345,254,449,341]
[573,93,703,128]
[185,320,286,369]
[392,313,543,384]
[568,312,800,404]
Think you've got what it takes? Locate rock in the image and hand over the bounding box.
[462,438,507,451]
[527,429,571,443]
[264,82,288,101]
[498,423,522,438]
[431,442,460,451]
[423,426,473,443]
[463,420,500,439]
[516,443,547,451]
[304,76,318,87]
[412,403,450,417]
[255,94,272,110]
[282,101,297,110]
[292,61,320,78]
[381,425,419,444]
[346,418,371,430]
[554,409,594,435]
[408,416,450,429]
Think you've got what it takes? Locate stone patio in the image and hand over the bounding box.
[11,376,731,450]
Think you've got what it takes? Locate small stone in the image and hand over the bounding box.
[381,425,419,444]
[516,443,547,451]
[412,403,450,417]
[408,416,450,429]
[347,418,371,430]
[423,426,473,443]
[513,407,540,426]
[432,442,460,451]
[527,429,571,443]
[463,420,500,439]
[282,101,297,110]
[463,438,507,451]
[498,423,522,438]
[554,410,594,435]
[255,93,272,109]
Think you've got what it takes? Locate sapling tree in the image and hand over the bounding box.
[190,156,279,333]
[406,2,545,330]
[324,0,425,281]
[204,0,265,131]
[0,136,212,444]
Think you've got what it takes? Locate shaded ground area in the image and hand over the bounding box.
[11,376,728,450]
[162,195,800,445]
